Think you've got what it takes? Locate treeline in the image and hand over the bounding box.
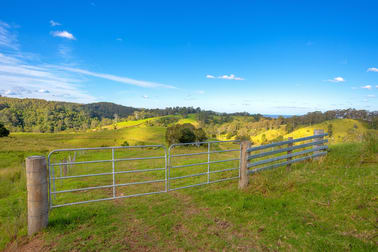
[283,109,378,132]
[0,96,377,133]
[0,97,210,132]
[0,97,139,132]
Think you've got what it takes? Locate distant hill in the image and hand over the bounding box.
[83,102,137,119]
[0,97,139,132]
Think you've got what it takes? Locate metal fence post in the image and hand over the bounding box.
[207,142,210,183]
[112,148,116,198]
[26,156,48,236]
[286,137,293,171]
[239,141,251,189]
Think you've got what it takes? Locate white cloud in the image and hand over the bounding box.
[0,21,18,50]
[50,20,61,27]
[218,74,244,80]
[55,66,175,88]
[376,85,378,88]
[197,90,205,94]
[38,89,50,93]
[361,85,372,89]
[142,95,149,99]
[50,30,76,40]
[367,94,376,98]
[327,77,345,83]
[367,67,378,72]
[206,74,244,80]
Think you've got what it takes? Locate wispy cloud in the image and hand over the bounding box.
[367,94,376,98]
[50,20,61,27]
[0,23,95,102]
[367,67,378,72]
[142,95,149,99]
[51,30,76,40]
[361,85,372,89]
[327,76,345,83]
[0,21,18,50]
[206,74,244,80]
[0,57,96,102]
[55,66,176,88]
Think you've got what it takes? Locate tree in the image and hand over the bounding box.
[165,123,207,145]
[0,123,10,137]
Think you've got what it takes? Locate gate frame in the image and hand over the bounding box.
[47,144,168,209]
[167,140,242,191]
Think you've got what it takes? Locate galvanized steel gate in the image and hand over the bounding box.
[48,141,241,209]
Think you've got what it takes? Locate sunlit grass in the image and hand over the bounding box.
[0,123,377,250]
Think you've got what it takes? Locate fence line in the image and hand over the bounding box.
[26,131,329,235]
[239,129,328,189]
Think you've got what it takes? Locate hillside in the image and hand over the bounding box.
[0,97,138,133]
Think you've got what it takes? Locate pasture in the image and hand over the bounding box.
[0,125,377,251]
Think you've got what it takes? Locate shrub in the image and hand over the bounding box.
[362,131,378,157]
[121,141,129,146]
[166,123,207,145]
[0,123,9,137]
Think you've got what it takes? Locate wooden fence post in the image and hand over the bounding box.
[313,129,324,160]
[239,141,251,189]
[26,156,48,236]
[286,137,293,171]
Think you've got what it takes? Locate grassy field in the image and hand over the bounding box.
[1,123,377,251]
[285,119,369,144]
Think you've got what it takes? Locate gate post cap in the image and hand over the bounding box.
[27,156,45,160]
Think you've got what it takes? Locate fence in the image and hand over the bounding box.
[239,129,328,188]
[46,140,241,209]
[26,131,328,235]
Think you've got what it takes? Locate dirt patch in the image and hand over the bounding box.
[4,234,51,252]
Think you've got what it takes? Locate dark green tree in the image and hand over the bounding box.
[166,123,207,145]
[0,123,10,137]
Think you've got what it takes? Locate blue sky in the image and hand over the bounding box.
[0,0,377,114]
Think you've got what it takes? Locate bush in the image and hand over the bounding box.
[121,141,129,146]
[0,123,9,137]
[362,131,378,157]
[166,123,207,145]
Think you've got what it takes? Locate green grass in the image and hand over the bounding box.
[0,125,377,251]
[285,119,369,144]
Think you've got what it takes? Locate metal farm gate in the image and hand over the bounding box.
[47,141,241,209]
